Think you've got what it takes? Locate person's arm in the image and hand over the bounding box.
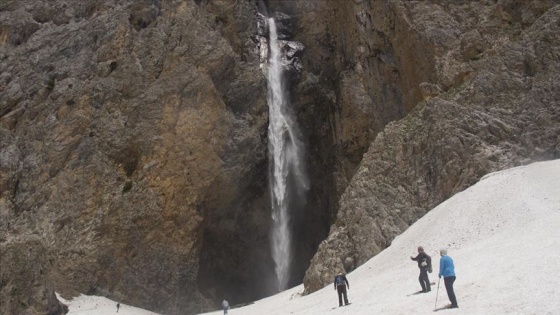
[411,254,418,261]
[439,258,444,278]
[334,277,336,290]
[345,276,349,289]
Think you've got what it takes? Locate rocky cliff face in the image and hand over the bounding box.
[1,0,559,314]
[1,0,271,314]
[301,0,560,293]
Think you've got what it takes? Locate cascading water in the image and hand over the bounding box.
[266,17,308,292]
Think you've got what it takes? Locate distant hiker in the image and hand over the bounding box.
[222,299,230,315]
[410,246,432,292]
[333,272,350,307]
[116,302,120,312]
[438,249,458,308]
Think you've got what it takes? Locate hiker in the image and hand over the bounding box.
[333,272,350,307]
[116,302,120,313]
[410,246,432,292]
[439,249,458,308]
[222,299,230,315]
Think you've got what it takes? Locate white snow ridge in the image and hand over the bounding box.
[62,159,560,315]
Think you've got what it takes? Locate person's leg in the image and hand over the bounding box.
[444,276,458,307]
[447,276,458,307]
[342,286,349,305]
[421,269,431,291]
[444,277,452,302]
[418,272,427,292]
[337,287,343,306]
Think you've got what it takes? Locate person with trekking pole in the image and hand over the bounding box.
[438,249,458,309]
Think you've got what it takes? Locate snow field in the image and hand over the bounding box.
[61,160,560,315]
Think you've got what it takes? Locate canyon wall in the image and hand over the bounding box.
[1,0,559,314]
[1,1,271,314]
[300,0,560,293]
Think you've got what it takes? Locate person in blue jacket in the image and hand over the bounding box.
[438,249,458,308]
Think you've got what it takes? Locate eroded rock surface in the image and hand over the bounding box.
[1,0,559,313]
[303,1,560,293]
[1,1,269,314]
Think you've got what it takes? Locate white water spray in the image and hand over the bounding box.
[267,17,308,292]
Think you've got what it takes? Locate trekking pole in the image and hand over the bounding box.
[434,277,441,310]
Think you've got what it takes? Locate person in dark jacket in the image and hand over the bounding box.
[333,272,350,307]
[439,249,458,308]
[410,246,432,292]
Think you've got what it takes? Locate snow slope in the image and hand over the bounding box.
[62,160,560,315]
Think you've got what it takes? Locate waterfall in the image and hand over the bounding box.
[267,17,308,292]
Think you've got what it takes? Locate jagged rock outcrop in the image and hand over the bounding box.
[303,1,560,293]
[1,0,270,314]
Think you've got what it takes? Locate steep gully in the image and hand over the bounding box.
[196,4,328,307]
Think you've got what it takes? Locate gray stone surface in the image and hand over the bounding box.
[303,1,560,293]
[1,1,269,314]
[1,0,559,313]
